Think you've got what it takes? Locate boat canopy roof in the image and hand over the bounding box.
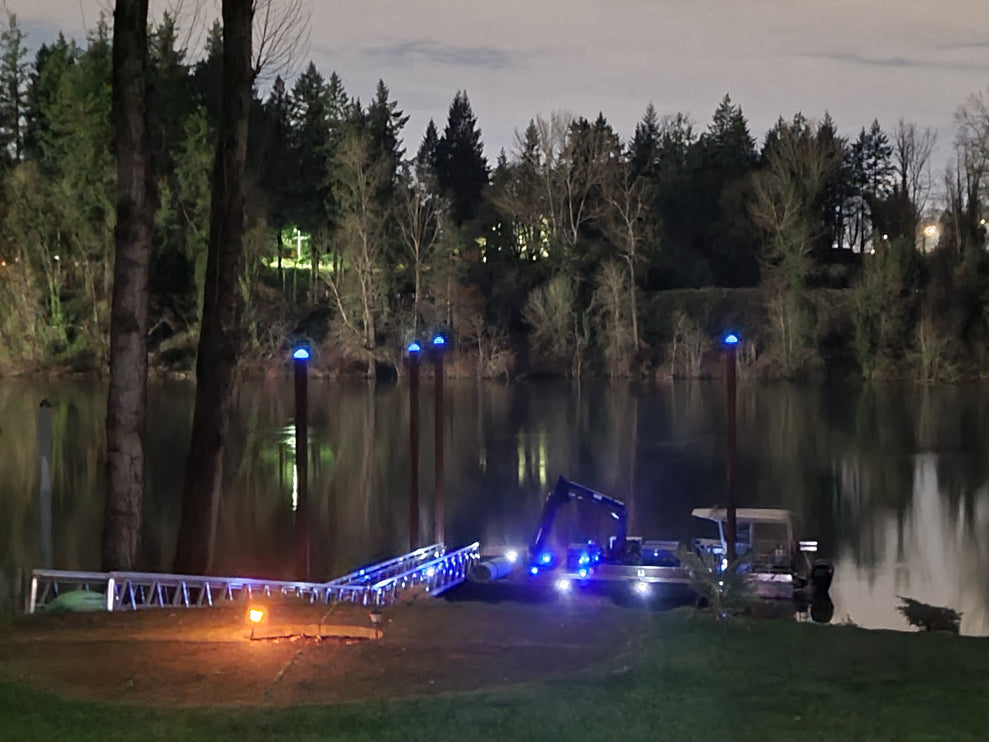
[691,507,793,525]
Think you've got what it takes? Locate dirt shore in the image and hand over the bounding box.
[0,590,650,707]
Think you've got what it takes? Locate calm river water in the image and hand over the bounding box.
[1,378,987,634]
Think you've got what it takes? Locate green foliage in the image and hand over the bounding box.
[852,236,922,378]
[0,9,28,169]
[154,106,213,325]
[675,545,756,619]
[591,261,634,377]
[751,116,840,375]
[524,274,580,373]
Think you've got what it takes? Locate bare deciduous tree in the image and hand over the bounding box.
[591,260,633,378]
[324,129,389,367]
[397,163,442,336]
[251,0,308,81]
[893,119,937,233]
[751,122,837,372]
[603,155,651,353]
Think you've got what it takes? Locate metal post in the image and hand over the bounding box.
[432,335,446,545]
[723,333,739,563]
[407,342,422,550]
[38,399,53,569]
[293,347,310,580]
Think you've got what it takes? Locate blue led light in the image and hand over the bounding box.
[529,566,539,576]
[539,552,553,565]
[723,333,739,346]
[432,335,446,347]
[577,554,590,566]
[293,347,310,360]
[407,341,421,354]
[577,568,588,578]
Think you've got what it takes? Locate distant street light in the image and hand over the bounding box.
[723,332,739,563]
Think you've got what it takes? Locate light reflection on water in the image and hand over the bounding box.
[831,454,989,636]
[0,378,987,635]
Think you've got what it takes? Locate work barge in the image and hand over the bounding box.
[470,476,834,612]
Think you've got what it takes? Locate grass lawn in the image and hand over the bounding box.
[2,610,987,741]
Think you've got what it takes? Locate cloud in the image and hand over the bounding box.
[802,50,989,73]
[936,39,989,52]
[361,40,521,71]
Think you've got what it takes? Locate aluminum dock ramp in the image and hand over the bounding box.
[28,542,480,613]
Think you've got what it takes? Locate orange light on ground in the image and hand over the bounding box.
[248,607,265,624]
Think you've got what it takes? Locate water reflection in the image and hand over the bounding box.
[831,453,989,636]
[1,379,987,635]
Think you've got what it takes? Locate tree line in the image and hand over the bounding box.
[1,10,988,383]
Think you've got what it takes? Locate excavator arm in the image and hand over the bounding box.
[528,476,628,567]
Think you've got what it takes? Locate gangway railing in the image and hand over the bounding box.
[327,543,445,586]
[368,542,479,604]
[27,542,479,614]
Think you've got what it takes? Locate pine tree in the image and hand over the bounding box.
[288,61,333,234]
[435,90,488,225]
[22,34,77,163]
[416,118,439,186]
[629,103,660,179]
[0,10,28,169]
[702,93,756,172]
[364,78,408,206]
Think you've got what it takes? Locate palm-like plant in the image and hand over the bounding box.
[675,545,755,620]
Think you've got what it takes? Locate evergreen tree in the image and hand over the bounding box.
[22,34,77,163]
[147,13,193,178]
[416,118,440,186]
[847,119,895,251]
[43,17,115,356]
[190,20,223,128]
[364,78,408,206]
[0,10,28,169]
[288,61,333,234]
[702,93,757,172]
[259,74,292,251]
[435,90,488,225]
[679,94,759,286]
[815,112,851,254]
[629,103,660,179]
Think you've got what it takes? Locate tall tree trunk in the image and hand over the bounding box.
[174,2,252,575]
[103,0,151,571]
